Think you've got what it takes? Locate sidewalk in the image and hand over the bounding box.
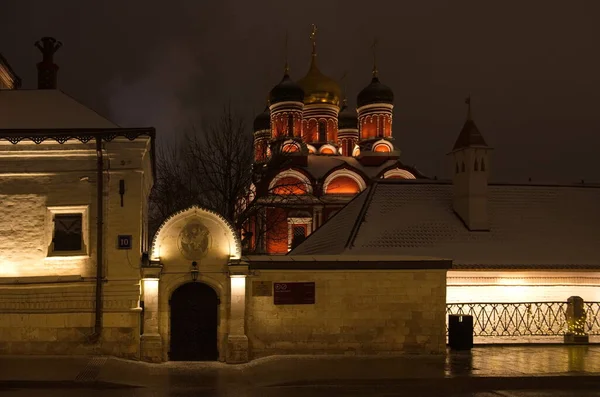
[0,345,599,389]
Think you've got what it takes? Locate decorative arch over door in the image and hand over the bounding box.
[169,282,219,361]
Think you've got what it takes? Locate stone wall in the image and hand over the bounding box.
[0,281,141,359]
[247,269,447,359]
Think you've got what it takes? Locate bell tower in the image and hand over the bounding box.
[447,97,492,231]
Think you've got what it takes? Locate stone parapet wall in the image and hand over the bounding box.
[247,269,447,359]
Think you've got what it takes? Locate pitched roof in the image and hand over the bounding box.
[0,89,117,129]
[291,180,600,268]
[452,118,488,150]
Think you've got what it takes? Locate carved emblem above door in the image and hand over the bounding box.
[178,220,211,260]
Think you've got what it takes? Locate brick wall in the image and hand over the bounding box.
[247,269,447,359]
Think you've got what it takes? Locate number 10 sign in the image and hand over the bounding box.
[118,235,133,250]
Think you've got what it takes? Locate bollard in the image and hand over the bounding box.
[564,296,589,344]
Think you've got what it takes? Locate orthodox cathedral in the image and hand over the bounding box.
[249,27,423,254]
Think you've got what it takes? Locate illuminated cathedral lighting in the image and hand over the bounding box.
[248,26,418,254]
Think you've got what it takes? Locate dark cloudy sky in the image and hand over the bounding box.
[1,0,598,182]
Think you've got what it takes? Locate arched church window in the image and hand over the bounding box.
[455,162,459,174]
[282,143,299,153]
[325,176,361,194]
[481,158,486,171]
[373,143,391,153]
[272,176,308,195]
[461,162,465,172]
[318,121,326,142]
[474,159,479,171]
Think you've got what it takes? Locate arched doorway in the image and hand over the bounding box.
[169,282,219,361]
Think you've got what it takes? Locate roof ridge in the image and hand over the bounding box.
[344,181,379,250]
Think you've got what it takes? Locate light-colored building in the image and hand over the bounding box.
[0,38,154,359]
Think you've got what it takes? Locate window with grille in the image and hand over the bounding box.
[291,225,307,250]
[53,214,83,252]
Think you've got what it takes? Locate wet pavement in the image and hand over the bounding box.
[1,346,599,396]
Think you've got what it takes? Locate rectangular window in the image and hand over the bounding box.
[291,225,307,250]
[53,214,83,251]
[47,205,89,257]
[293,225,306,238]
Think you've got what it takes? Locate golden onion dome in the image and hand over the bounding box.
[297,55,342,107]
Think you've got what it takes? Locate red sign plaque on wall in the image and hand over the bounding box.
[273,282,315,305]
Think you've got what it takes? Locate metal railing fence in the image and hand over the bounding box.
[446,301,600,337]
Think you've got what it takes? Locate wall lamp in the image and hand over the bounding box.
[190,261,199,282]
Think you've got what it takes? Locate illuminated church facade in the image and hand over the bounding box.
[247,27,425,254]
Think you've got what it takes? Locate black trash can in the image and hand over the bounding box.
[448,314,473,350]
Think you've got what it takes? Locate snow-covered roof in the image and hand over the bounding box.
[291,180,600,268]
[0,89,117,129]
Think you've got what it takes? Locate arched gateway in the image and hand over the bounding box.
[140,206,248,363]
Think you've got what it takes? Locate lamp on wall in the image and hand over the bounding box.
[190,261,199,282]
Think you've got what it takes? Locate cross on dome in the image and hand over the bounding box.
[310,24,317,56]
[371,38,379,78]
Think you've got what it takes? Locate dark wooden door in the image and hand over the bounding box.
[169,282,219,361]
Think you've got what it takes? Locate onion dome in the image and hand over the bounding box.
[357,76,394,108]
[253,106,270,131]
[338,102,358,129]
[297,58,342,107]
[269,73,304,105]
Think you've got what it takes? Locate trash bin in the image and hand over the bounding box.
[448,314,473,350]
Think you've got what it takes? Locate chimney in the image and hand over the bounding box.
[35,37,62,89]
[447,97,492,231]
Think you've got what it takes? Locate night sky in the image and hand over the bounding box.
[1,0,598,182]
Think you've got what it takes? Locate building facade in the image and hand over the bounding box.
[0,39,154,358]
[247,28,423,254]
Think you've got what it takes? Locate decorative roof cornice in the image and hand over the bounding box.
[0,127,154,144]
[0,127,157,182]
